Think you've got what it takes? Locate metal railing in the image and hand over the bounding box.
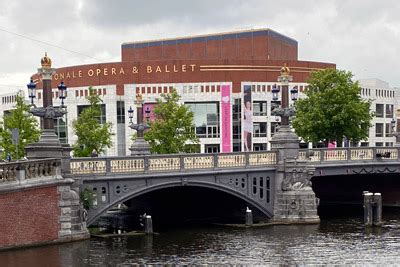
[70,151,278,175]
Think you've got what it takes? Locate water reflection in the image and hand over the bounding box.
[1,210,400,265]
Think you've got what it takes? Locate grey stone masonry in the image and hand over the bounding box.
[273,190,320,223]
[58,185,89,239]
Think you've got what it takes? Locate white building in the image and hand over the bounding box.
[0,78,397,155]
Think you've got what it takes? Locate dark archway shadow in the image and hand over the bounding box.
[91,186,268,231]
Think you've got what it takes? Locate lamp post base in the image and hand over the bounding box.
[129,137,151,156]
[25,129,63,159]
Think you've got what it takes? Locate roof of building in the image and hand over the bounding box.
[121,28,298,49]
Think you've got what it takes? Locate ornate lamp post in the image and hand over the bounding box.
[270,64,319,224]
[25,53,70,160]
[391,118,400,146]
[128,93,151,155]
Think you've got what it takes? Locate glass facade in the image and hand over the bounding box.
[253,101,267,116]
[376,104,384,118]
[232,98,242,152]
[54,116,68,144]
[117,101,125,123]
[187,102,220,138]
[77,104,106,124]
[253,122,267,137]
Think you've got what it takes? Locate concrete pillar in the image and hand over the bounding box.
[373,193,382,226]
[363,192,373,226]
[144,215,153,234]
[245,207,253,226]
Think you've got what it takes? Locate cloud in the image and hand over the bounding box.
[0,0,400,94]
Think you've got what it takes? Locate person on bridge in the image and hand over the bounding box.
[91,149,98,157]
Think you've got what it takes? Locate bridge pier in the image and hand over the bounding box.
[270,125,320,224]
[0,159,89,250]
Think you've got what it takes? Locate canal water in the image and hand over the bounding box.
[1,207,400,266]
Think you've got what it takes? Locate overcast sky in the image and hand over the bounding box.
[0,0,399,94]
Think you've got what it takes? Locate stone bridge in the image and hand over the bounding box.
[69,147,400,226]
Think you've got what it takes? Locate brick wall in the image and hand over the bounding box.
[121,30,298,62]
[0,186,59,248]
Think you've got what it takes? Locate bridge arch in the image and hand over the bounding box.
[86,180,273,226]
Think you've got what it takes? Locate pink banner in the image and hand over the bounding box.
[221,85,232,152]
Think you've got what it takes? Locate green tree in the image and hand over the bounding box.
[0,94,41,160]
[292,68,374,146]
[72,87,113,157]
[144,90,198,154]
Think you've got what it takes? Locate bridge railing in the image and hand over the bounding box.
[0,158,61,184]
[298,147,400,163]
[70,151,277,175]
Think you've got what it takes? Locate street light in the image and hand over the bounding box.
[25,53,71,161]
[145,106,151,121]
[290,86,298,101]
[391,118,400,145]
[271,64,295,126]
[128,94,151,155]
[272,84,280,101]
[58,81,67,108]
[27,79,36,106]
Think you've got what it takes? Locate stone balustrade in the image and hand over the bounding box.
[298,147,400,162]
[70,151,278,175]
[69,147,400,176]
[0,158,61,184]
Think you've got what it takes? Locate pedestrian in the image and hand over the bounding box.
[91,149,98,157]
[6,153,11,162]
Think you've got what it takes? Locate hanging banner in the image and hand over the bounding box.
[221,85,232,152]
[242,85,252,151]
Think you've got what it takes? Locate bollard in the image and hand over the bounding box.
[245,207,253,226]
[372,193,382,226]
[145,215,153,234]
[363,192,373,226]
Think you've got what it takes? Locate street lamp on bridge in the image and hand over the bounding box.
[25,53,71,161]
[271,64,298,126]
[391,118,400,146]
[127,93,151,155]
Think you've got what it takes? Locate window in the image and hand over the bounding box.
[375,123,383,137]
[271,122,280,136]
[385,123,392,137]
[253,122,267,137]
[187,102,220,138]
[376,104,384,118]
[253,101,267,116]
[386,104,393,118]
[116,101,125,123]
[253,143,267,151]
[375,142,383,147]
[385,142,393,147]
[205,144,220,153]
[54,115,68,144]
[360,142,369,147]
[77,104,106,124]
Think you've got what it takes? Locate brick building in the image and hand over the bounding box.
[22,28,338,154]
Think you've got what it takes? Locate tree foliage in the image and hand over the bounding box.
[0,94,41,160]
[144,90,198,154]
[72,87,113,157]
[292,68,374,146]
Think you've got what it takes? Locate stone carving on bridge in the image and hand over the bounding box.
[30,105,67,119]
[282,165,315,191]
